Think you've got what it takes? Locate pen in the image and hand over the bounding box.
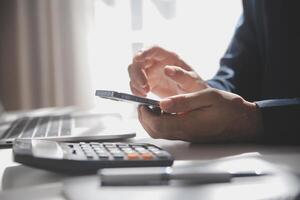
[99,167,270,186]
[99,167,236,185]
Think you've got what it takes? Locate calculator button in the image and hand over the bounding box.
[117,144,129,148]
[110,151,122,155]
[140,153,154,160]
[155,152,170,159]
[109,147,120,150]
[89,142,100,145]
[131,144,145,147]
[95,151,107,155]
[106,148,119,153]
[110,148,121,152]
[93,146,104,149]
[136,150,148,154]
[120,147,131,150]
[111,152,124,156]
[93,148,103,152]
[148,147,160,151]
[81,147,90,151]
[127,153,140,160]
[97,151,109,156]
[99,156,110,160]
[83,148,93,153]
[86,154,94,159]
[113,155,124,160]
[134,147,147,153]
[122,149,135,154]
[95,149,106,153]
[134,147,145,151]
[103,143,116,147]
[91,146,101,150]
[149,149,160,154]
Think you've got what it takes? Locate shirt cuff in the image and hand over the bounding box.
[254,98,300,144]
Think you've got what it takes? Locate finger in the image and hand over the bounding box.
[134,46,194,72]
[164,66,200,90]
[134,46,175,62]
[130,81,147,97]
[160,89,219,113]
[138,106,182,140]
[128,63,149,89]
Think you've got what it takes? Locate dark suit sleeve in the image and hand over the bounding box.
[206,2,300,144]
[206,1,263,101]
[255,99,300,144]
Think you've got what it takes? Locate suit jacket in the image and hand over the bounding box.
[207,0,300,144]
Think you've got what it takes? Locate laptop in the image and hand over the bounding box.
[0,102,135,147]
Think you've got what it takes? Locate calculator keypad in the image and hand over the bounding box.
[64,142,171,162]
[14,140,173,174]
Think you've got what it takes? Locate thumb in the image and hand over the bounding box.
[164,66,201,91]
[160,90,215,113]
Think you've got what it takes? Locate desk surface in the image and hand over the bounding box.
[1,119,300,199]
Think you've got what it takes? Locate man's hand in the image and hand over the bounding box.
[128,46,208,98]
[138,88,263,143]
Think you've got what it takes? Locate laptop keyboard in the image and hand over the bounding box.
[2,115,72,139]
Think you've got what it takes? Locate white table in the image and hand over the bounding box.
[1,119,300,199]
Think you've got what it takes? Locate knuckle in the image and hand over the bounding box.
[170,98,180,111]
[133,51,140,59]
[183,98,191,110]
[129,81,137,89]
[170,52,179,59]
[188,71,200,80]
[208,88,222,99]
[172,96,187,111]
[133,50,146,61]
[232,95,244,106]
[129,82,136,93]
[127,64,133,73]
[150,45,162,51]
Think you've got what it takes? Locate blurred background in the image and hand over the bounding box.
[0,0,241,112]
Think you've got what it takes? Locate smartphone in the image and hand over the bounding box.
[95,90,160,108]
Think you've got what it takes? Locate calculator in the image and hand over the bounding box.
[13,139,174,174]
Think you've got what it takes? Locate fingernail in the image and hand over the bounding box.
[160,98,173,111]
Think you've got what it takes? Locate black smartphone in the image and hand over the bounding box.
[95,90,160,108]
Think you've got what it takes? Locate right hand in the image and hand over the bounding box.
[128,46,209,98]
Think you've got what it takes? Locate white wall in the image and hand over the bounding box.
[89,0,242,114]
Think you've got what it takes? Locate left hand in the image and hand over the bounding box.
[138,88,263,143]
[128,46,208,98]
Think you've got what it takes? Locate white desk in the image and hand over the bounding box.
[1,119,300,199]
